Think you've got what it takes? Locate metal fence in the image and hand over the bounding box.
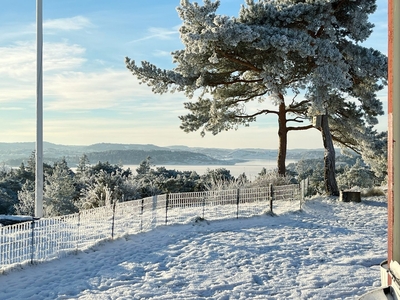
[0,184,302,273]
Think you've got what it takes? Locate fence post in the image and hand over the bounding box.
[30,219,35,265]
[202,196,206,219]
[111,199,117,240]
[300,181,304,210]
[76,212,81,252]
[140,198,144,232]
[236,189,240,219]
[165,193,169,225]
[269,184,274,214]
[152,195,158,228]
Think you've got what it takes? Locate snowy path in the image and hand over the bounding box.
[0,196,387,300]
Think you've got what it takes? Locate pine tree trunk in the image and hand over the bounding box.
[321,115,339,196]
[277,100,287,176]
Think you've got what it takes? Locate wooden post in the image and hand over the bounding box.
[140,198,144,232]
[269,184,274,214]
[30,220,35,265]
[165,194,169,225]
[236,189,240,219]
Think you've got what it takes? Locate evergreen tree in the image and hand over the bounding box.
[76,153,90,175]
[43,159,77,216]
[78,169,139,209]
[136,156,152,176]
[337,158,375,189]
[15,181,35,216]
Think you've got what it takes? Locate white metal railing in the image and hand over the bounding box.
[0,184,302,273]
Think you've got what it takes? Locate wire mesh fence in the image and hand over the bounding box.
[0,183,303,273]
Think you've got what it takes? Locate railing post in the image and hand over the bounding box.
[111,199,117,240]
[151,195,158,228]
[165,193,169,225]
[299,182,303,210]
[30,219,35,265]
[202,196,206,219]
[236,188,240,219]
[76,212,80,252]
[140,198,144,232]
[269,184,274,214]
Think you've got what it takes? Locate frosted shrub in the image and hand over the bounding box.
[252,170,294,188]
[202,169,250,191]
[204,176,250,192]
[361,187,386,197]
[78,170,139,209]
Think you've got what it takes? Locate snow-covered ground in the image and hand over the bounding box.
[0,195,387,300]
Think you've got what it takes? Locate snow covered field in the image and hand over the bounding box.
[0,195,387,300]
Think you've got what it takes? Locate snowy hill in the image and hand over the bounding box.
[0,195,387,299]
[0,142,325,167]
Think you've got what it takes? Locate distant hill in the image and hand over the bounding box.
[0,142,325,167]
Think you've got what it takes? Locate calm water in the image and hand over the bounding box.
[123,159,297,179]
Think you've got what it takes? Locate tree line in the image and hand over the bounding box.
[0,153,246,217]
[0,151,385,217]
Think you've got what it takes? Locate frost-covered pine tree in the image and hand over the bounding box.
[43,159,78,216]
[126,0,387,183]
[15,181,35,216]
[78,169,140,209]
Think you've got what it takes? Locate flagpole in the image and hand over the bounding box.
[35,0,43,218]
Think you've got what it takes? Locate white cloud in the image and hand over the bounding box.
[152,50,172,57]
[44,42,86,71]
[0,107,24,111]
[43,69,187,113]
[129,27,179,43]
[0,41,36,80]
[0,41,85,80]
[0,41,86,103]
[44,16,93,31]
[147,27,178,40]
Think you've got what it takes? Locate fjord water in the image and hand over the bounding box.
[124,159,297,179]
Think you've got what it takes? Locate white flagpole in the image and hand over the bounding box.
[35,0,43,218]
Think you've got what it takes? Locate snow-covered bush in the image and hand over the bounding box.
[203,170,250,191]
[336,158,376,190]
[252,170,294,188]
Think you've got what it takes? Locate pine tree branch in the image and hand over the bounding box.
[315,127,362,155]
[215,49,261,72]
[288,99,310,110]
[234,109,278,118]
[286,116,307,123]
[287,124,314,131]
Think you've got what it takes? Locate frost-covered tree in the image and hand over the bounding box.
[43,159,78,216]
[126,0,386,188]
[360,131,387,181]
[337,158,375,189]
[136,156,152,176]
[78,169,138,209]
[76,154,90,175]
[15,181,35,216]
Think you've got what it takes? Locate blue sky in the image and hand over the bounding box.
[0,0,388,149]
